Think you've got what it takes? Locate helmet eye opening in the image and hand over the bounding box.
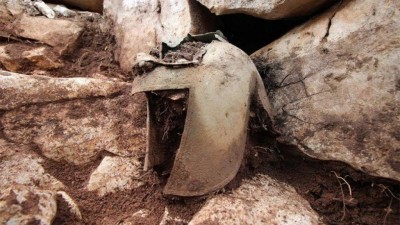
[146,89,189,177]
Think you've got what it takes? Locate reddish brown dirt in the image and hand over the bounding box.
[57,16,130,81]
[37,147,205,225]
[246,126,400,225]
[0,15,130,81]
[263,147,399,225]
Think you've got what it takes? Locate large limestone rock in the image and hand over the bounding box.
[189,174,321,224]
[86,156,144,196]
[0,186,57,225]
[0,71,147,165]
[251,0,400,181]
[0,71,129,110]
[196,0,334,20]
[103,0,214,71]
[10,14,84,54]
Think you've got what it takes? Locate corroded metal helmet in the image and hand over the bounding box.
[132,37,273,197]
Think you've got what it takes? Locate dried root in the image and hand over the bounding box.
[331,171,356,221]
[378,184,400,225]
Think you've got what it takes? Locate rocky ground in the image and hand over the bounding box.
[1,0,399,225]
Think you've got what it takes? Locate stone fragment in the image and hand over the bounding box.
[0,139,64,191]
[22,47,64,69]
[251,0,400,181]
[190,174,321,225]
[4,0,40,16]
[159,207,189,225]
[0,45,23,72]
[52,5,77,17]
[86,156,144,196]
[196,0,335,20]
[56,191,82,220]
[0,186,57,225]
[12,14,84,54]
[103,0,214,71]
[33,0,55,18]
[119,209,150,225]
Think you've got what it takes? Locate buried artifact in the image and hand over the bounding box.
[131,36,274,197]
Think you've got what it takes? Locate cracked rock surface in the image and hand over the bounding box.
[0,186,57,225]
[0,71,146,165]
[252,0,400,181]
[189,174,321,224]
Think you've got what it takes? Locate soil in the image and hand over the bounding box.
[162,42,206,63]
[147,90,188,175]
[246,123,400,225]
[0,14,130,81]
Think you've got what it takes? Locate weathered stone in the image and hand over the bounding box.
[190,174,321,224]
[0,186,57,225]
[0,45,23,72]
[103,0,214,71]
[196,0,334,20]
[22,47,64,69]
[0,45,63,71]
[33,0,55,18]
[119,209,150,225]
[251,0,400,181]
[86,156,144,196]
[159,207,189,225]
[52,5,77,17]
[0,71,129,110]
[3,0,40,16]
[12,14,84,54]
[0,71,147,165]
[0,139,64,191]
[56,191,82,220]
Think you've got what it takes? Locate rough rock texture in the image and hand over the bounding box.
[11,14,84,54]
[0,186,57,225]
[190,174,321,224]
[86,156,144,196]
[159,207,189,225]
[2,0,40,16]
[118,209,150,225]
[0,45,63,72]
[252,0,400,181]
[196,0,334,20]
[0,71,129,110]
[0,139,64,191]
[0,71,147,165]
[103,0,214,71]
[21,47,64,69]
[0,45,23,72]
